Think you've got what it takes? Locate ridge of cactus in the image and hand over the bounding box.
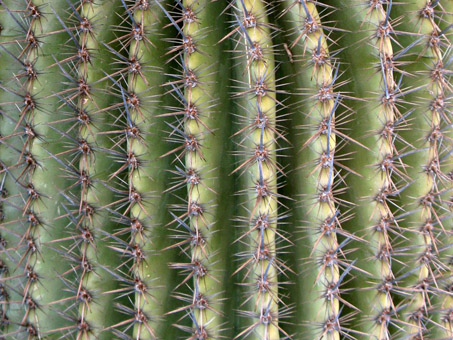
[0,0,75,336]
[277,1,367,339]
[125,1,174,338]
[391,1,452,338]
[96,0,181,338]
[0,1,30,335]
[226,1,290,339]
[45,0,127,338]
[159,0,234,339]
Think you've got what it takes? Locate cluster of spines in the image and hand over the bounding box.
[159,0,228,338]
[397,1,452,338]
[228,1,289,339]
[278,1,363,339]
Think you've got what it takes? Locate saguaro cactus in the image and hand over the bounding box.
[0,1,451,340]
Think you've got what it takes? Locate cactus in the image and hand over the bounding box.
[0,1,451,340]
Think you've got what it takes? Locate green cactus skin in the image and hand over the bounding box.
[0,1,451,339]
